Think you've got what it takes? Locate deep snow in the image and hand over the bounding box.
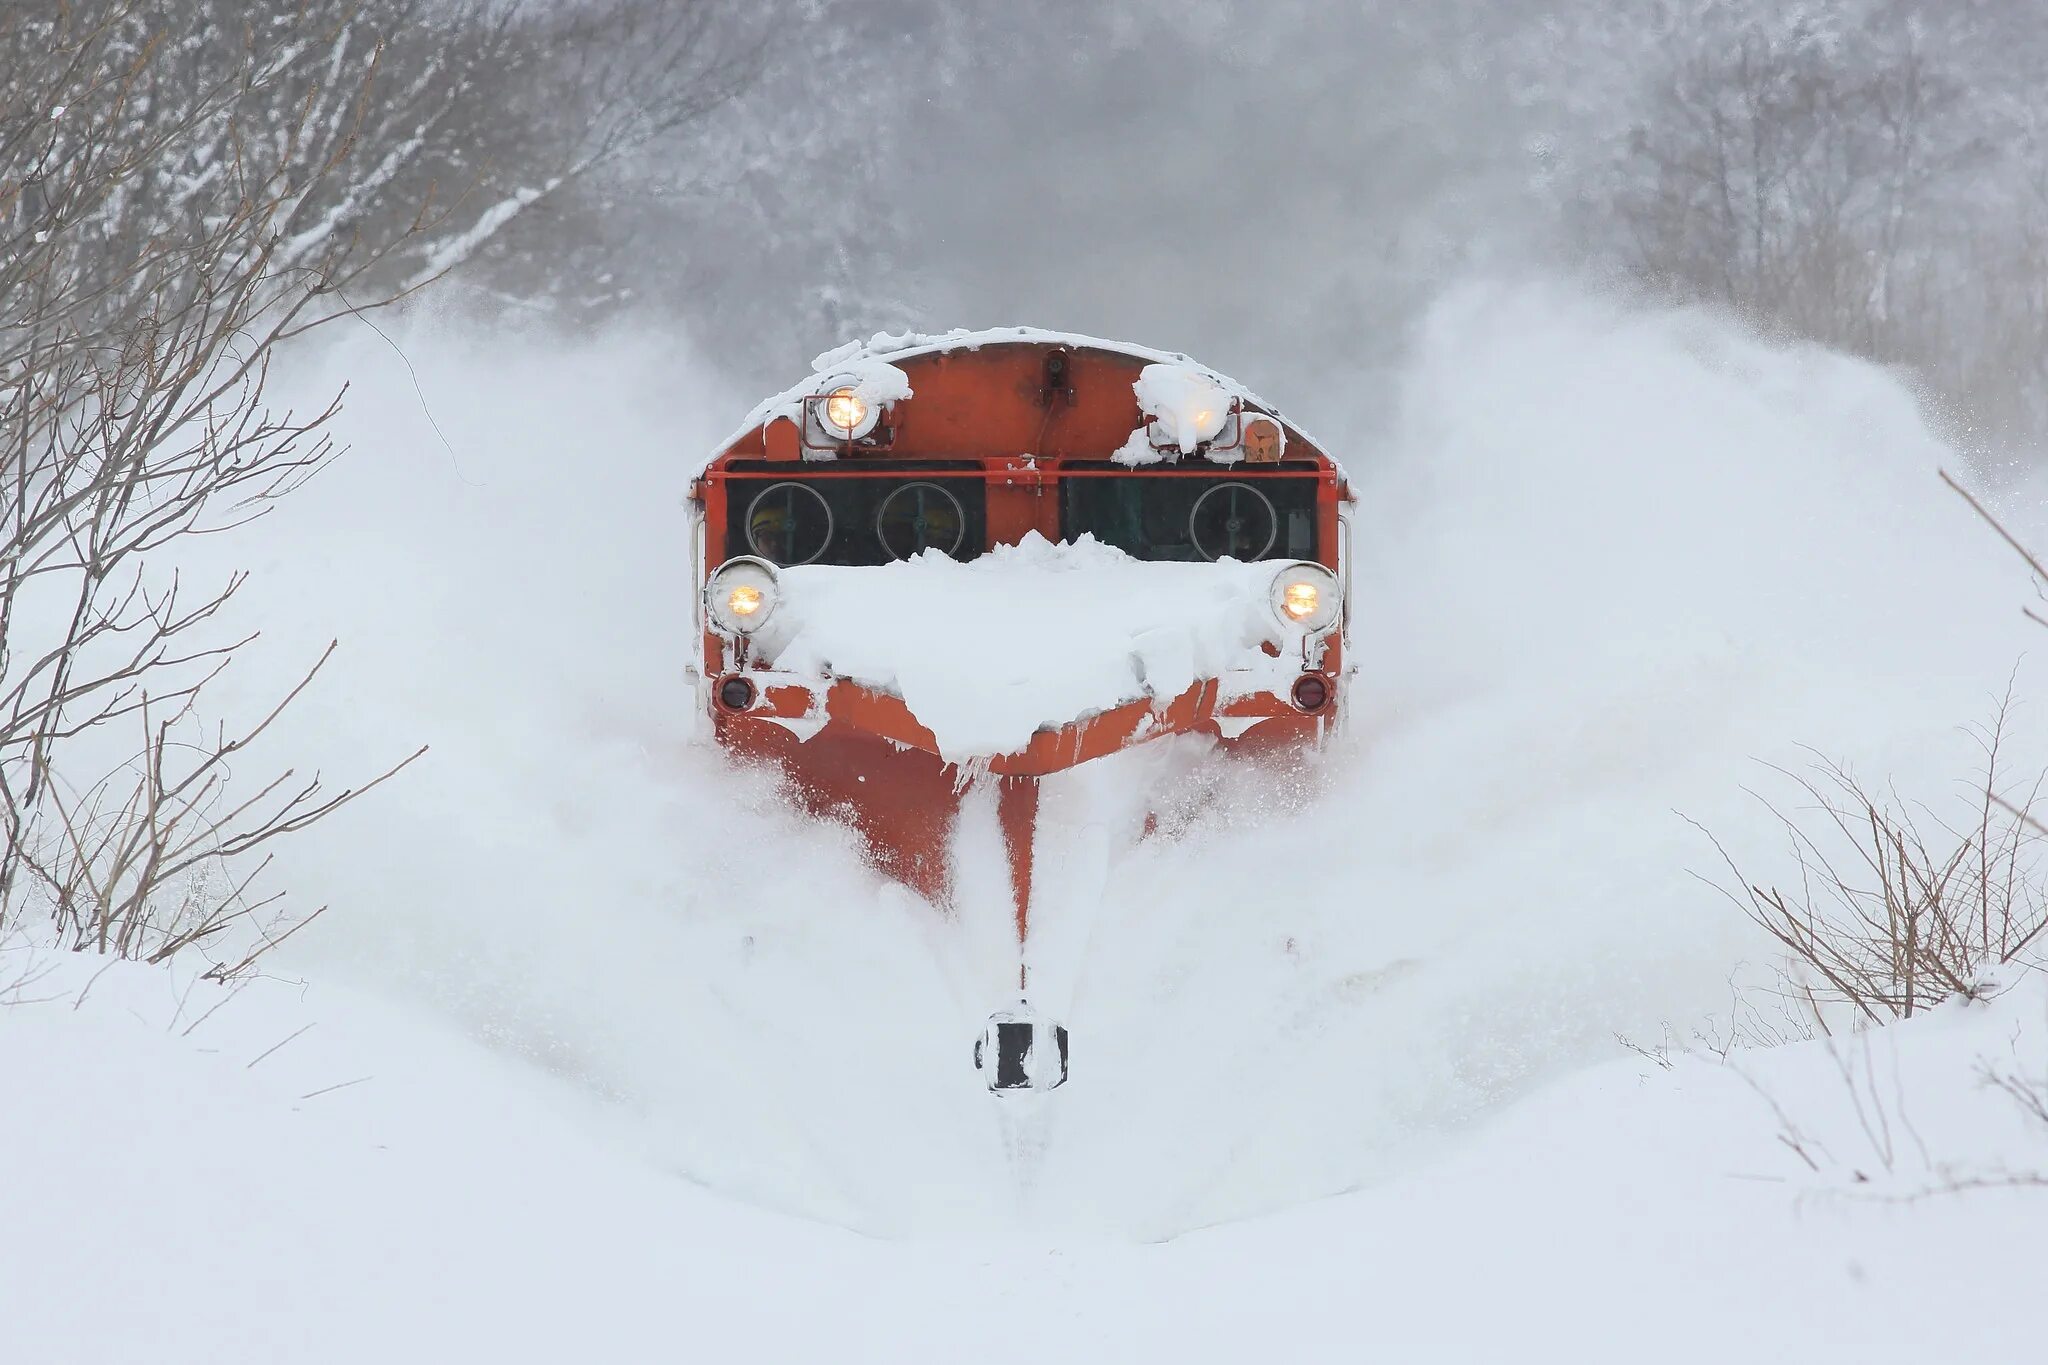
[159,281,2040,1234]
[7,281,2045,1348]
[2,944,2041,1364]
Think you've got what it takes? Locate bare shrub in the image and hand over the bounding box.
[1982,1051,2048,1138]
[0,1,446,974]
[13,647,423,977]
[0,933,58,1007]
[1612,19,1974,360]
[1696,697,2048,1028]
[0,1,768,976]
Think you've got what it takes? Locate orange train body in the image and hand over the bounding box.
[688,332,1352,969]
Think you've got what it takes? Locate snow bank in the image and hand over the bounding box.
[762,534,1292,759]
[144,280,2048,1240]
[4,942,2041,1364]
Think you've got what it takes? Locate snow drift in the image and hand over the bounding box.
[4,943,2041,1364]
[164,281,2043,1238]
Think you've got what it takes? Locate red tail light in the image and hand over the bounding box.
[716,675,758,712]
[1291,673,1331,713]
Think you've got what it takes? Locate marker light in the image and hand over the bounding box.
[706,556,780,635]
[1242,415,1286,463]
[819,385,879,440]
[716,676,758,711]
[1291,674,1331,712]
[1269,561,1341,634]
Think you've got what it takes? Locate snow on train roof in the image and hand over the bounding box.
[704,325,1333,474]
[812,325,1222,374]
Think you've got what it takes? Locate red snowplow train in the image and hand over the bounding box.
[689,329,1352,1092]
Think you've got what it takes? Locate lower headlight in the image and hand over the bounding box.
[707,556,780,635]
[1269,561,1341,634]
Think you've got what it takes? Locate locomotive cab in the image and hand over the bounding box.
[688,328,1352,1090]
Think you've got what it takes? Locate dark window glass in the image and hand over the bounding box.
[1059,466,1319,562]
[744,481,833,565]
[875,482,969,560]
[723,464,985,567]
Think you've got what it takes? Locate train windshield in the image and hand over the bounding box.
[1060,468,1318,562]
[722,463,1318,566]
[725,465,986,567]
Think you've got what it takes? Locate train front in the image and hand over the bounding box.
[687,329,1351,1092]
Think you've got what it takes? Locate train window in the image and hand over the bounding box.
[876,482,968,560]
[1188,482,1277,561]
[745,482,834,565]
[726,466,985,567]
[1060,468,1317,562]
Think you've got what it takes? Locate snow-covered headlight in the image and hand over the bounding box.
[1162,389,1231,453]
[1136,363,1233,454]
[707,556,780,635]
[1183,396,1227,447]
[1269,561,1340,634]
[818,384,879,440]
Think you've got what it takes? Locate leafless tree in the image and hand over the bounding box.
[0,2,435,972]
[1614,15,1976,354]
[0,1,768,973]
[1564,0,2048,446]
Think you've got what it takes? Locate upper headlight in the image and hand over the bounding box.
[1157,387,1231,453]
[818,384,879,440]
[707,556,780,635]
[1269,561,1341,634]
[1135,363,1232,454]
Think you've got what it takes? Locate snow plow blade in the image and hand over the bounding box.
[975,1007,1069,1093]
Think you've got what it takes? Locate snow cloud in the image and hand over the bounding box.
[183,281,2045,1237]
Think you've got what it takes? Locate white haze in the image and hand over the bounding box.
[178,280,2043,1239]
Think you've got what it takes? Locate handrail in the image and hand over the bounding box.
[1338,504,1354,645]
[698,464,1332,483]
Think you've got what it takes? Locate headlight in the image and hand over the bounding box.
[817,384,879,440]
[1135,364,1232,454]
[1269,561,1341,634]
[1162,387,1230,453]
[706,556,780,635]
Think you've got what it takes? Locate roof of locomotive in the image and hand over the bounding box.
[811,325,1240,377]
[702,326,1339,475]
